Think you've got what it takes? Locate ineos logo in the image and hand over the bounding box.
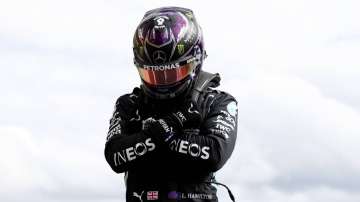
[152,50,167,64]
[169,139,210,159]
[112,138,156,166]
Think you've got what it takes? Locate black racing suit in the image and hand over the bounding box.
[104,85,238,202]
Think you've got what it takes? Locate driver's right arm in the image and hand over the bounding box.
[104,93,159,173]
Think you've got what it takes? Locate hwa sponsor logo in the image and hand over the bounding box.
[113,138,155,166]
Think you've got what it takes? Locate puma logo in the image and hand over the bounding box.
[133,191,144,202]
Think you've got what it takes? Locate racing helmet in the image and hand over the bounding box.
[133,7,206,99]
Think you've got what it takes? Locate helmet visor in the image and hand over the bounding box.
[136,59,197,86]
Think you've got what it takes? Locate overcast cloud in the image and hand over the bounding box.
[1,0,360,202]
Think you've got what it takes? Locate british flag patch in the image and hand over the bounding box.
[147,191,159,200]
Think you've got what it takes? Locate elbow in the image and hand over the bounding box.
[209,133,237,172]
[208,154,225,172]
[110,165,126,174]
[105,152,127,174]
[207,142,227,172]
[104,145,127,174]
[207,137,235,172]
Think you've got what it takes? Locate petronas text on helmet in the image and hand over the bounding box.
[143,63,180,71]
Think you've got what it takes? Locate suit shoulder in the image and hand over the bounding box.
[114,87,142,106]
[206,89,237,105]
[201,89,238,119]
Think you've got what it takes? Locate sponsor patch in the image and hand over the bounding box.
[107,112,123,141]
[226,101,237,117]
[106,124,121,141]
[210,128,229,139]
[168,139,210,159]
[113,138,155,166]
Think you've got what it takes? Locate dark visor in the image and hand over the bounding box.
[135,58,197,86]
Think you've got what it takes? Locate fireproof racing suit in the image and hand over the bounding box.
[104,85,238,202]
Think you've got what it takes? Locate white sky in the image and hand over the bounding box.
[1,0,360,201]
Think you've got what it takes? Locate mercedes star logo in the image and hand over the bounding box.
[152,50,167,64]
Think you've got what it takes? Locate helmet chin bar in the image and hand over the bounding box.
[140,61,203,100]
[141,77,193,100]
